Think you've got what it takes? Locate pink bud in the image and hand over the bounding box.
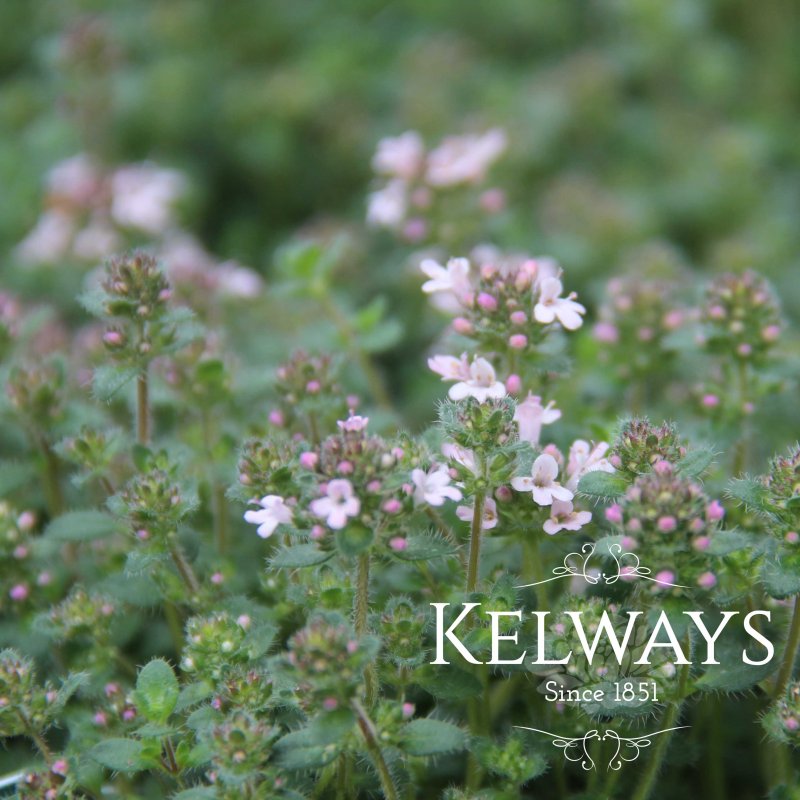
[346,640,359,654]
[690,518,705,533]
[742,401,755,415]
[37,571,52,586]
[737,343,752,357]
[654,570,676,590]
[310,525,326,540]
[237,614,252,629]
[637,326,654,342]
[403,218,428,243]
[322,697,339,711]
[122,706,137,721]
[654,460,673,475]
[103,330,124,347]
[508,334,528,350]
[389,536,408,551]
[663,310,684,330]
[337,460,354,475]
[510,310,527,326]
[382,498,402,514]
[9,583,28,601]
[347,394,360,408]
[299,451,319,470]
[17,511,36,531]
[268,409,285,427]
[306,379,321,394]
[708,304,726,320]
[211,572,224,585]
[505,373,522,394]
[610,454,622,468]
[479,188,506,213]
[477,292,498,312]
[104,682,120,697]
[626,518,642,533]
[605,504,623,525]
[620,566,638,582]
[693,536,711,552]
[367,480,382,493]
[593,322,619,344]
[762,325,781,342]
[784,717,800,732]
[13,545,28,559]
[495,485,513,503]
[697,571,717,590]
[402,701,415,719]
[51,759,68,777]
[785,531,799,544]
[702,394,720,408]
[136,528,150,541]
[657,516,677,533]
[452,316,473,335]
[620,536,638,550]
[93,710,108,726]
[706,500,725,521]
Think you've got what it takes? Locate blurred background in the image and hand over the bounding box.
[1,0,799,436]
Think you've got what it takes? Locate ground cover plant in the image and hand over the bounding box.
[1,2,800,799]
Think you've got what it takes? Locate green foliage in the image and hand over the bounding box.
[135,659,180,725]
[400,718,468,756]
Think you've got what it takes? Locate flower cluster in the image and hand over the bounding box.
[367,129,507,243]
[763,682,800,744]
[607,461,724,590]
[610,418,685,479]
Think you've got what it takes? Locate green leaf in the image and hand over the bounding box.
[171,789,217,800]
[135,659,180,724]
[415,666,482,700]
[93,365,139,402]
[0,459,37,496]
[697,657,777,692]
[243,622,278,659]
[175,681,213,713]
[707,529,755,556]
[89,738,151,772]
[577,470,629,500]
[393,531,456,561]
[303,709,355,746]
[727,478,776,517]
[45,510,122,542]
[400,719,468,756]
[275,727,340,770]
[677,448,717,478]
[761,555,800,599]
[335,523,374,557]
[270,544,333,569]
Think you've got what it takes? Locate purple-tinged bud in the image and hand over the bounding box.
[505,373,521,394]
[697,571,717,589]
[322,697,339,711]
[310,525,325,540]
[626,518,642,533]
[9,583,28,601]
[37,571,52,586]
[737,343,752,357]
[51,760,68,777]
[382,498,402,514]
[693,536,711,552]
[706,500,725,521]
[104,682,120,697]
[654,570,676,588]
[620,536,638,550]
[495,485,513,503]
[306,379,321,394]
[477,292,498,312]
[13,545,28,559]
[211,572,224,585]
[17,511,36,531]
[299,452,319,470]
[367,480,382,493]
[785,717,800,732]
[268,409,285,427]
[762,325,781,342]
[510,310,527,326]
[452,316,473,334]
[654,460,673,475]
[663,310,684,330]
[122,707,137,721]
[605,504,623,524]
[508,334,527,350]
[480,188,505,213]
[637,326,654,342]
[103,330,124,347]
[657,516,677,533]
[93,710,108,726]
[389,536,407,551]
[702,394,720,408]
[337,460,354,475]
[785,531,799,544]
[347,394,360,408]
[402,701,415,719]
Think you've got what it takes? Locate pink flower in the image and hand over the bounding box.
[426,129,507,186]
[446,357,506,403]
[442,442,479,475]
[593,322,620,343]
[453,316,473,334]
[268,409,285,426]
[420,257,471,303]
[654,570,676,589]
[786,531,799,544]
[51,759,68,776]
[534,277,586,331]
[372,131,424,180]
[402,702,415,719]
[337,412,369,432]
[565,440,614,492]
[693,536,711,552]
[411,466,462,506]
[389,537,408,551]
[428,352,471,381]
[514,394,561,445]
[9,583,29,601]
[543,500,592,534]
[300,452,319,470]
[508,334,528,349]
[702,394,720,408]
[512,454,573,506]
[244,495,294,538]
[706,500,725,521]
[605,504,624,525]
[110,163,186,234]
[310,479,361,530]
[366,179,407,228]
[456,497,499,530]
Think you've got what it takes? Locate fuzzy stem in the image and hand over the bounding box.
[631,655,691,800]
[465,492,485,594]
[774,595,800,699]
[522,535,549,610]
[137,370,150,445]
[213,484,229,555]
[37,435,64,516]
[168,540,200,598]
[355,553,377,705]
[17,711,52,765]
[352,699,399,800]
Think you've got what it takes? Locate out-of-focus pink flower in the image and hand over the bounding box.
[426,129,507,187]
[514,394,561,446]
[456,497,499,530]
[372,131,425,180]
[111,163,186,234]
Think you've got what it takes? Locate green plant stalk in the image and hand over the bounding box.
[355,553,377,706]
[168,539,201,597]
[352,699,399,800]
[37,435,64,516]
[522,534,549,610]
[137,369,150,445]
[774,594,800,699]
[213,484,229,555]
[631,656,691,800]
[17,710,52,765]
[465,492,485,594]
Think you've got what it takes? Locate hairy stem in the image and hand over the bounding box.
[355,553,377,705]
[17,711,52,765]
[352,699,399,800]
[465,492,485,594]
[168,540,200,597]
[37,435,64,517]
[774,594,800,699]
[631,655,691,800]
[137,370,150,445]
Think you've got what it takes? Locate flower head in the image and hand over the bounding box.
[534,277,586,331]
[511,453,573,506]
[411,466,463,507]
[310,479,360,530]
[372,131,424,180]
[432,356,505,403]
[514,394,561,445]
[543,499,592,535]
[565,440,615,492]
[243,495,293,538]
[337,412,369,433]
[420,257,472,302]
